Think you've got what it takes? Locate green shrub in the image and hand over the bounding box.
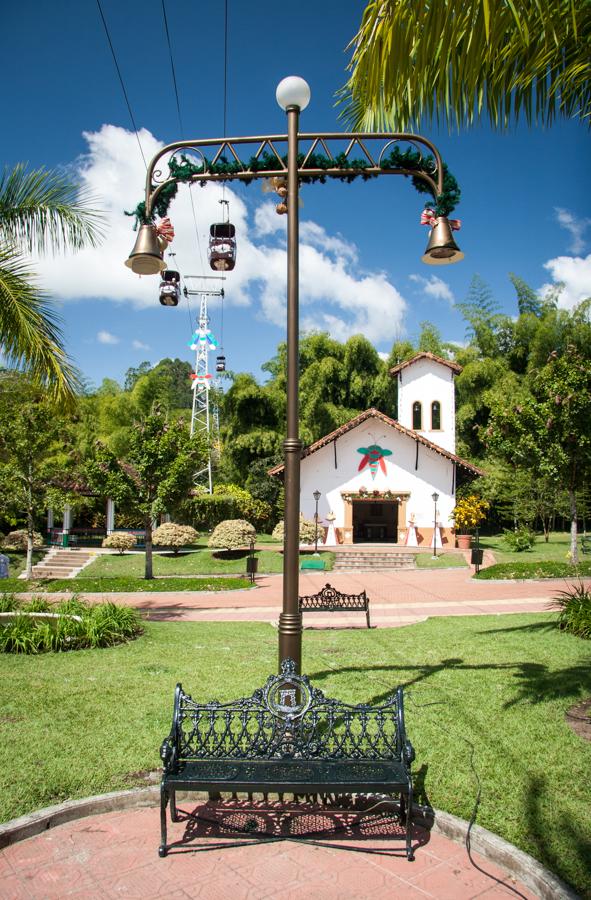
[102,532,137,554]
[502,527,536,552]
[272,515,318,545]
[0,596,143,653]
[152,523,198,555]
[208,519,256,550]
[0,593,20,612]
[553,582,591,639]
[1,530,44,550]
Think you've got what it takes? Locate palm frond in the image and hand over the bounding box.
[337,0,591,132]
[0,163,104,256]
[0,243,82,406]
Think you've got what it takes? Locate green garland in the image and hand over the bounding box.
[126,146,460,227]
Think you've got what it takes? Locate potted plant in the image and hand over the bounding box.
[450,495,489,549]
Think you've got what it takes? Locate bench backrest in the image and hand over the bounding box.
[299,583,368,611]
[171,659,404,763]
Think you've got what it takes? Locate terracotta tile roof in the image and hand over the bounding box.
[389,351,462,376]
[268,408,484,476]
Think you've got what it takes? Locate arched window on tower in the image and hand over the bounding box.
[412,401,422,430]
[431,400,441,430]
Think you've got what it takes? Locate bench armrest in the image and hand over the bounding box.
[403,739,415,767]
[160,736,177,772]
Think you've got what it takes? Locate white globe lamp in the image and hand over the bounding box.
[276,76,311,111]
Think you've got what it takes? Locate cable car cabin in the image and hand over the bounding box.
[208,223,236,271]
[216,355,226,372]
[159,270,180,307]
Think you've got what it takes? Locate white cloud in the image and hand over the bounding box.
[541,253,591,309]
[554,208,591,255]
[408,273,454,304]
[32,124,408,345]
[132,339,150,350]
[97,330,119,344]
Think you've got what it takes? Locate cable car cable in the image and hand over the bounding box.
[160,0,205,273]
[95,0,147,170]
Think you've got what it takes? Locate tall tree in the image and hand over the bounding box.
[339,0,591,132]
[0,376,67,577]
[0,164,102,404]
[86,409,207,579]
[486,346,591,563]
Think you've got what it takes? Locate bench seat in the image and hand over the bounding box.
[165,757,409,793]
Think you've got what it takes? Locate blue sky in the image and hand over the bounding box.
[3,0,590,390]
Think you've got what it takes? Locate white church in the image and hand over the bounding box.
[271,352,483,549]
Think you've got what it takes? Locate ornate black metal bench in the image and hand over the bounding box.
[299,582,371,628]
[159,658,415,859]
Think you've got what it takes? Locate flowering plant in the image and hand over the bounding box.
[450,495,489,533]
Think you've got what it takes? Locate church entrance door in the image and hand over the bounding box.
[352,500,398,543]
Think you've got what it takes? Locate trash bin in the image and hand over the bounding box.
[470,549,483,566]
[246,557,258,576]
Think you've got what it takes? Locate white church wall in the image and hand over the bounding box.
[397,358,456,453]
[299,419,455,539]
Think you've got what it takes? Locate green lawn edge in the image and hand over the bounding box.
[0,576,252,593]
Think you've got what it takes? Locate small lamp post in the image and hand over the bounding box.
[313,490,321,555]
[431,492,439,559]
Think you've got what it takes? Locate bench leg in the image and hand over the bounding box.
[159,783,169,857]
[170,789,179,822]
[405,783,414,861]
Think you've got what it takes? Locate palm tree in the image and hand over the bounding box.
[0,164,103,404]
[338,0,591,132]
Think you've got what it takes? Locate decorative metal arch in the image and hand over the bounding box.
[142,132,447,220]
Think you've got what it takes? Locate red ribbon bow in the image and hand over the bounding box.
[156,217,175,243]
[420,208,461,230]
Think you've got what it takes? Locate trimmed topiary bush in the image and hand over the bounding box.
[208,519,256,550]
[102,532,137,554]
[1,530,44,550]
[152,523,198,555]
[272,515,318,545]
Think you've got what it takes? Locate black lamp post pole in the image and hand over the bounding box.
[431,492,439,560]
[313,490,321,555]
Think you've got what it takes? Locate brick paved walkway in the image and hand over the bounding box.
[73,567,584,627]
[0,803,540,899]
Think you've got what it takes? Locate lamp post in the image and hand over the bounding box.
[431,492,439,559]
[313,489,321,555]
[125,77,463,674]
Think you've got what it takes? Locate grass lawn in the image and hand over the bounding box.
[477,532,591,580]
[481,531,589,565]
[0,576,251,593]
[79,548,333,578]
[0,614,589,895]
[415,552,468,568]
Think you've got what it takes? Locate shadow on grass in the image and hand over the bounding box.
[309,655,591,710]
[524,774,589,896]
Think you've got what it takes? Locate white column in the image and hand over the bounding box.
[106,498,115,534]
[62,504,72,547]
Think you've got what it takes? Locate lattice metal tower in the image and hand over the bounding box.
[185,279,224,493]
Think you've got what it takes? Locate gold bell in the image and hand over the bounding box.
[124,224,168,275]
[421,217,464,265]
